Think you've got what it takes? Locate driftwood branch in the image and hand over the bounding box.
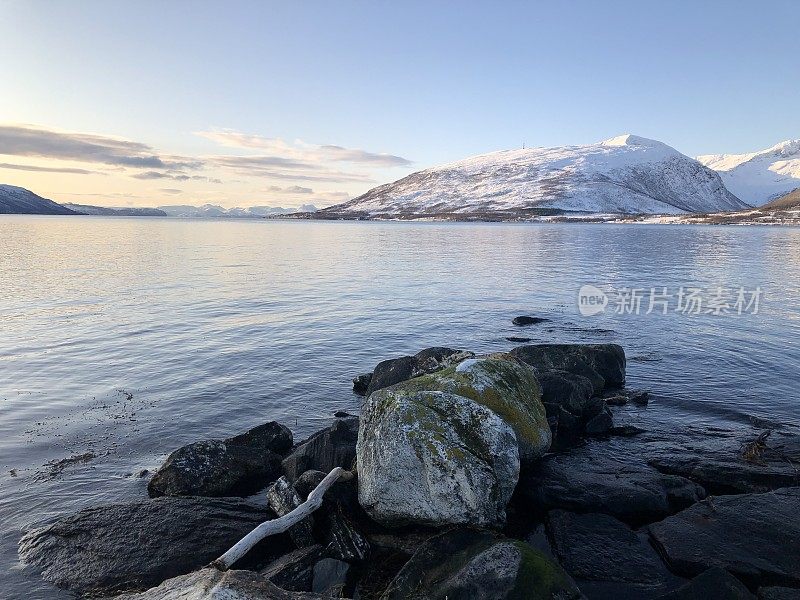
[212,466,353,570]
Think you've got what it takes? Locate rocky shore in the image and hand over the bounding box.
[17,344,800,599]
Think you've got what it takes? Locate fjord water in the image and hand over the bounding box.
[1,216,799,598]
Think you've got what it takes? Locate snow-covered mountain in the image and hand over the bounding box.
[0,184,75,215]
[63,203,167,216]
[762,188,800,211]
[157,204,318,218]
[320,135,748,218]
[697,140,800,205]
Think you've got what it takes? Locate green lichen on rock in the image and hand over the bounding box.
[392,356,551,465]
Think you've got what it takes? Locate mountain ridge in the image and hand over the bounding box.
[321,134,748,219]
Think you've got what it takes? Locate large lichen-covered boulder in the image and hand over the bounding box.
[381,528,582,600]
[510,344,626,394]
[357,388,519,528]
[394,356,551,465]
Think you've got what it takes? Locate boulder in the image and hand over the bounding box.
[260,545,324,592]
[649,487,800,588]
[519,440,705,525]
[312,558,349,595]
[510,343,626,393]
[654,567,755,600]
[382,528,582,599]
[324,506,370,562]
[18,497,272,596]
[113,568,325,599]
[364,347,473,396]
[545,510,666,586]
[267,476,315,548]
[352,373,373,396]
[148,421,291,497]
[512,316,549,326]
[282,415,359,481]
[390,356,551,464]
[357,388,519,528]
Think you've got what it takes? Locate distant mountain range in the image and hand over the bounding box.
[318,134,749,219]
[4,134,800,221]
[697,140,800,205]
[0,186,317,218]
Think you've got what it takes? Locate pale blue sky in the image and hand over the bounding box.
[0,0,798,207]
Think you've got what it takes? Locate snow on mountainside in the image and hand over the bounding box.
[321,134,748,218]
[0,184,75,215]
[697,140,800,205]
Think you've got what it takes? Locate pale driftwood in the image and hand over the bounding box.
[212,467,353,570]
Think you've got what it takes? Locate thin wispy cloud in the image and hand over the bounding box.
[197,128,412,168]
[0,162,97,175]
[210,155,374,183]
[132,170,222,184]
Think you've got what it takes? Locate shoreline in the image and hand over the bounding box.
[15,343,800,599]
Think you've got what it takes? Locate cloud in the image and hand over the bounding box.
[210,155,374,183]
[196,129,412,168]
[159,188,182,194]
[0,124,200,170]
[0,162,97,175]
[265,185,314,194]
[131,170,222,184]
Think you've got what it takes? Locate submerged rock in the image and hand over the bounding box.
[282,414,359,481]
[18,497,271,596]
[545,510,666,586]
[364,346,474,396]
[648,432,800,494]
[519,440,705,525]
[391,356,551,465]
[113,568,325,599]
[654,567,754,600]
[147,421,291,497]
[357,388,519,528]
[512,316,550,326]
[382,528,581,600]
[649,487,800,588]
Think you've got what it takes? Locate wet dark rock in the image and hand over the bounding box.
[518,440,706,525]
[609,425,647,437]
[654,567,754,600]
[545,510,666,586]
[630,390,650,405]
[352,373,372,396]
[537,370,595,416]
[510,343,626,392]
[282,415,359,481]
[649,487,800,588]
[260,545,324,592]
[604,394,629,406]
[147,421,291,497]
[584,404,614,436]
[506,336,533,343]
[312,558,349,595]
[324,506,370,562]
[648,433,800,494]
[512,316,550,326]
[364,346,473,396]
[759,587,800,600]
[293,468,360,512]
[267,476,315,548]
[18,497,271,596]
[383,527,581,599]
[114,568,326,599]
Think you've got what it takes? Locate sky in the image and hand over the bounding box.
[0,0,798,209]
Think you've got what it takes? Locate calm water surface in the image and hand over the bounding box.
[1,216,799,598]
